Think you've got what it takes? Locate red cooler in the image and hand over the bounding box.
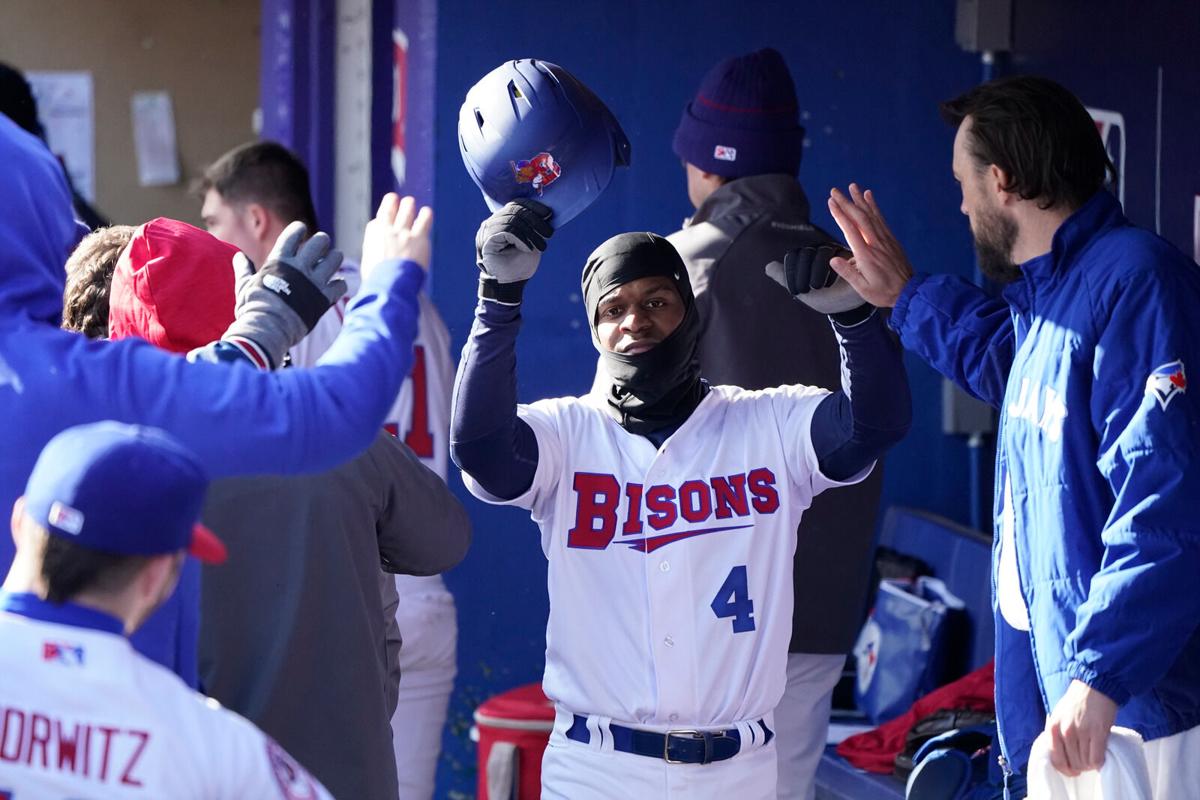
[473,683,556,800]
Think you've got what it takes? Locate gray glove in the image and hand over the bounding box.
[475,199,554,284]
[766,244,873,323]
[222,221,347,368]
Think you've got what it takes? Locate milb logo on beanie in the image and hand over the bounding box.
[713,145,737,162]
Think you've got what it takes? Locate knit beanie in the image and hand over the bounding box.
[672,47,804,179]
[108,218,239,353]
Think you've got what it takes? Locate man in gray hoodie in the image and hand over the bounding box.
[669,48,884,800]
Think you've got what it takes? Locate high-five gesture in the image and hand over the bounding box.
[826,184,914,308]
[362,193,434,281]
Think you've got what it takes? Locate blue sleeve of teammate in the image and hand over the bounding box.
[810,311,912,481]
[104,258,426,478]
[449,296,539,500]
[888,273,1014,408]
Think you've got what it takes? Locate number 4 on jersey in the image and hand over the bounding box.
[711,565,755,633]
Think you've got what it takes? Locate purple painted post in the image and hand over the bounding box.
[385,0,438,207]
[259,0,336,232]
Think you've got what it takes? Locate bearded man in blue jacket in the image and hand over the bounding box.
[0,114,432,579]
[822,76,1200,796]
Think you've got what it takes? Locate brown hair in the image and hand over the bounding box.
[62,225,136,338]
[199,141,319,231]
[40,533,151,605]
[940,75,1116,211]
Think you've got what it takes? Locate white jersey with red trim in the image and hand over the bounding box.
[0,604,333,799]
[287,259,361,369]
[385,292,455,598]
[384,292,454,483]
[463,384,871,728]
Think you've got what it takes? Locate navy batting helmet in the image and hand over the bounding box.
[458,59,631,228]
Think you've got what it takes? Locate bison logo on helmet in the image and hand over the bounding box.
[510,152,562,195]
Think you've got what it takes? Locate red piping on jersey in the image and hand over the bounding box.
[622,523,753,554]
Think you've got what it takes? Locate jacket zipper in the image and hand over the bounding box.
[993,303,1027,786]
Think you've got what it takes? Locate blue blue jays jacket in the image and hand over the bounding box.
[890,190,1200,772]
[0,115,423,684]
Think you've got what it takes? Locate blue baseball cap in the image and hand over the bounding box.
[22,422,226,564]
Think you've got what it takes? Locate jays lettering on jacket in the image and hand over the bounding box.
[889,189,1200,770]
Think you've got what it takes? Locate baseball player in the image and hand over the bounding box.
[825,75,1200,796]
[300,260,457,799]
[199,141,357,368]
[382,291,461,800]
[201,141,463,794]
[450,201,912,798]
[0,421,333,799]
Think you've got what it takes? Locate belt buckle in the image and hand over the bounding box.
[663,729,704,764]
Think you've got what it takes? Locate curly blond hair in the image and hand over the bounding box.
[62,225,136,339]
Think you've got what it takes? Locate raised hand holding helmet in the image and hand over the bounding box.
[475,198,554,285]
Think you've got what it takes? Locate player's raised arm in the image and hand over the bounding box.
[448,200,553,499]
[167,193,432,474]
[828,184,1015,407]
[765,244,912,480]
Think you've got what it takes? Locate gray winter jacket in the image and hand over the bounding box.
[198,431,471,800]
[670,174,884,654]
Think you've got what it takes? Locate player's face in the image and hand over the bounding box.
[201,189,264,267]
[952,118,1020,284]
[595,277,685,355]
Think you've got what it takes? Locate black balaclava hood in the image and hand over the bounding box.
[582,232,707,434]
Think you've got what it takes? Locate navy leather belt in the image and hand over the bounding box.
[566,714,773,765]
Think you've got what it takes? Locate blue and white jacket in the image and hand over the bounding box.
[0,115,423,683]
[890,190,1200,772]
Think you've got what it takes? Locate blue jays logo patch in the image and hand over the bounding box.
[1146,360,1187,410]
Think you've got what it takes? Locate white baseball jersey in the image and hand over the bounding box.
[0,596,332,799]
[381,292,458,800]
[294,273,456,598]
[287,259,361,369]
[464,384,871,729]
[383,292,454,483]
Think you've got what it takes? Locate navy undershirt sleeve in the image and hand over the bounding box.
[810,311,912,481]
[449,294,540,500]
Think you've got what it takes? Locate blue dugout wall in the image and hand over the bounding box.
[263,1,1200,796]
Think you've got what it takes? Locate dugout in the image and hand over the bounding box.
[7,1,1198,795]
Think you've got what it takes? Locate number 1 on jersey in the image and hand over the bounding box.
[404,345,435,458]
[711,565,755,633]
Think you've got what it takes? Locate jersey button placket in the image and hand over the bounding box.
[644,457,690,723]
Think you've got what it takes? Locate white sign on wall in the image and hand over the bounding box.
[25,71,95,201]
[131,91,180,187]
